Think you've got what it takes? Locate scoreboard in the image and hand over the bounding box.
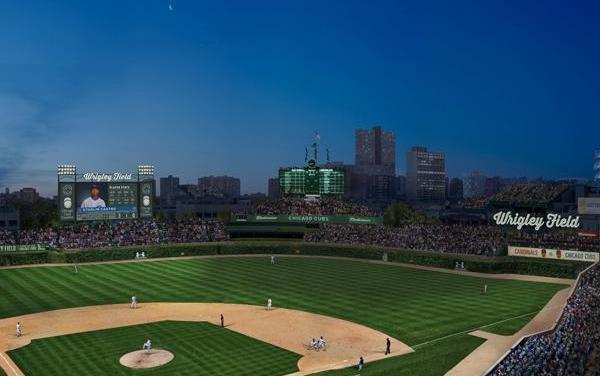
[279,160,345,196]
[58,166,155,222]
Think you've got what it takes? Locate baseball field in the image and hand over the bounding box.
[0,256,570,375]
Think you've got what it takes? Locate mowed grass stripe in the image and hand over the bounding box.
[0,257,566,345]
[8,321,300,376]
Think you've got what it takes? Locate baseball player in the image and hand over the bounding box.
[385,337,391,355]
[270,255,276,264]
[131,295,138,309]
[358,356,364,371]
[220,314,224,328]
[308,338,317,350]
[267,298,272,311]
[143,338,152,353]
[317,336,327,351]
[16,322,22,337]
[483,283,488,294]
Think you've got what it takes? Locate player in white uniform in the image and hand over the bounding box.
[131,295,137,309]
[308,338,317,350]
[143,338,152,352]
[16,322,22,337]
[267,298,272,311]
[270,255,275,264]
[80,184,106,208]
[317,336,326,351]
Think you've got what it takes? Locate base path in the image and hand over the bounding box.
[0,303,412,376]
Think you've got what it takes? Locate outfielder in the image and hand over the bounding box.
[267,298,272,311]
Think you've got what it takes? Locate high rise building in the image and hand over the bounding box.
[267,178,280,199]
[484,176,503,196]
[463,170,487,198]
[447,177,464,200]
[355,125,396,175]
[406,146,446,201]
[198,176,241,198]
[352,125,396,200]
[160,175,180,204]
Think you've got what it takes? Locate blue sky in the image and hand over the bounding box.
[0,0,598,195]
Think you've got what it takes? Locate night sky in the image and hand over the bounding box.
[0,0,598,195]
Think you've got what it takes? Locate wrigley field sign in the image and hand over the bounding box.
[234,214,383,225]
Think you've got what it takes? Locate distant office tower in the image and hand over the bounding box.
[395,175,407,200]
[406,146,446,201]
[484,176,502,196]
[267,178,280,199]
[198,175,241,198]
[447,177,464,200]
[355,125,396,176]
[160,175,180,204]
[14,188,39,204]
[463,170,487,198]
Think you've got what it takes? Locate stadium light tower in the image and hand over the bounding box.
[57,164,76,176]
[137,165,155,177]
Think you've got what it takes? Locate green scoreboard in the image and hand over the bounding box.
[279,160,345,196]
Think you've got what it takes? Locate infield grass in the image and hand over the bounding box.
[8,321,300,376]
[0,256,568,375]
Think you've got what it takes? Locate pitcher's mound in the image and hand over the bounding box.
[119,349,174,369]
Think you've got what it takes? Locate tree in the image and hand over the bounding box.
[217,207,232,224]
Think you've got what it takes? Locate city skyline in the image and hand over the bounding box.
[1,0,599,196]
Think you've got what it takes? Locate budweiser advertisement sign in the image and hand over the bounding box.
[508,246,599,262]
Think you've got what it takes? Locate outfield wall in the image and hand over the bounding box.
[0,241,586,278]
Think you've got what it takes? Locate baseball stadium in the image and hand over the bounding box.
[0,168,598,376]
[1,3,600,375]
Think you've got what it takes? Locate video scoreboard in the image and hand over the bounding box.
[58,165,155,222]
[279,160,345,196]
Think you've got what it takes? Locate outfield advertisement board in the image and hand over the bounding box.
[0,244,46,253]
[234,214,382,225]
[508,245,599,262]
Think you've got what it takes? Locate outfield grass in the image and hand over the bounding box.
[8,321,300,376]
[0,256,568,375]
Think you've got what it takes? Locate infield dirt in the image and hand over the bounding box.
[0,302,412,376]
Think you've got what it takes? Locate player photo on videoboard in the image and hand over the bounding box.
[77,182,108,209]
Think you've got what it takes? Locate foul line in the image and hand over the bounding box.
[411,307,557,350]
[0,352,21,376]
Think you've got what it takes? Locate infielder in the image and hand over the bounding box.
[358,356,364,371]
[131,295,138,309]
[16,322,22,337]
[267,298,272,311]
[385,337,391,355]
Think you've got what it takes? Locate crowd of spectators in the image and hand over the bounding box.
[239,197,379,216]
[509,231,600,252]
[304,224,504,256]
[490,263,599,376]
[491,183,569,205]
[0,218,229,249]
